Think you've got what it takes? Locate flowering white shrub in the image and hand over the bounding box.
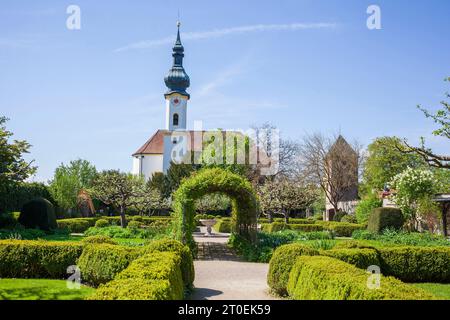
[389,167,438,228]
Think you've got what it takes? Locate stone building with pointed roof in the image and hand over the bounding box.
[324,135,360,220]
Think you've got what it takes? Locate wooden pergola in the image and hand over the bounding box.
[433,193,450,237]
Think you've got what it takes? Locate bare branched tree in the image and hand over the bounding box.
[298,133,362,215]
[395,77,450,169]
[257,178,318,223]
[250,122,301,182]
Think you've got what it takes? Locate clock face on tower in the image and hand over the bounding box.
[173,98,180,105]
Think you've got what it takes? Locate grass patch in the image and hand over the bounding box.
[0,279,94,300]
[352,229,450,247]
[411,283,450,300]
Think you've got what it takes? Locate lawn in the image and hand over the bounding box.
[412,283,450,300]
[0,279,95,300]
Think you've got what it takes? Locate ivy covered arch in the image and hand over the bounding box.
[172,168,258,248]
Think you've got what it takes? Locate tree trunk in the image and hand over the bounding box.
[284,210,289,224]
[267,212,273,223]
[120,206,127,228]
[306,207,311,218]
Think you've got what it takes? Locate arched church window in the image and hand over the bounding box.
[173,113,179,126]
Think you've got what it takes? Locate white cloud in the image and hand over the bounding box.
[196,62,248,97]
[114,22,337,52]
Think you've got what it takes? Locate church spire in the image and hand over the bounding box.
[164,21,190,98]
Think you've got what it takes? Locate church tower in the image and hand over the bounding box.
[164,22,190,131]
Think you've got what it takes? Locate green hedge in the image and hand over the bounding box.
[320,248,380,269]
[368,207,404,233]
[287,256,436,300]
[81,235,118,245]
[57,216,173,233]
[315,221,365,237]
[377,246,450,283]
[57,218,96,233]
[267,243,318,296]
[87,278,175,300]
[77,244,140,286]
[333,240,377,250]
[18,198,57,231]
[288,224,324,232]
[141,239,194,289]
[264,222,323,233]
[213,219,232,233]
[0,212,17,228]
[88,252,184,300]
[0,240,83,278]
[271,243,450,284]
[327,223,365,237]
[263,221,364,236]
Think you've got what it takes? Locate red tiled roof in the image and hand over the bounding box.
[132,130,247,156]
[132,130,168,155]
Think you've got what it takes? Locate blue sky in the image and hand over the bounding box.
[1,0,449,182]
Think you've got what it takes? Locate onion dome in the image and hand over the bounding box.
[164,22,190,98]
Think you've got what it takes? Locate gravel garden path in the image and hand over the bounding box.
[189,227,275,300]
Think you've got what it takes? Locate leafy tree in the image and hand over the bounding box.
[148,172,168,196]
[90,170,142,227]
[355,193,382,224]
[311,191,326,218]
[0,116,36,186]
[49,159,97,213]
[165,163,198,197]
[362,137,425,194]
[49,171,79,212]
[433,168,450,193]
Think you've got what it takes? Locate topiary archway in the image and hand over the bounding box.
[172,168,258,249]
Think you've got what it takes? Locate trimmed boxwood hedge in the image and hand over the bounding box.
[262,221,363,236]
[87,252,184,300]
[0,240,83,278]
[287,256,436,300]
[77,244,141,286]
[288,224,324,232]
[377,246,450,283]
[324,246,450,283]
[320,248,380,269]
[140,239,195,289]
[81,235,118,245]
[57,216,173,233]
[268,243,450,293]
[18,198,57,231]
[57,218,96,233]
[267,243,318,296]
[264,222,323,233]
[367,207,404,233]
[213,219,232,233]
[327,223,365,237]
[87,278,175,300]
[315,221,365,237]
